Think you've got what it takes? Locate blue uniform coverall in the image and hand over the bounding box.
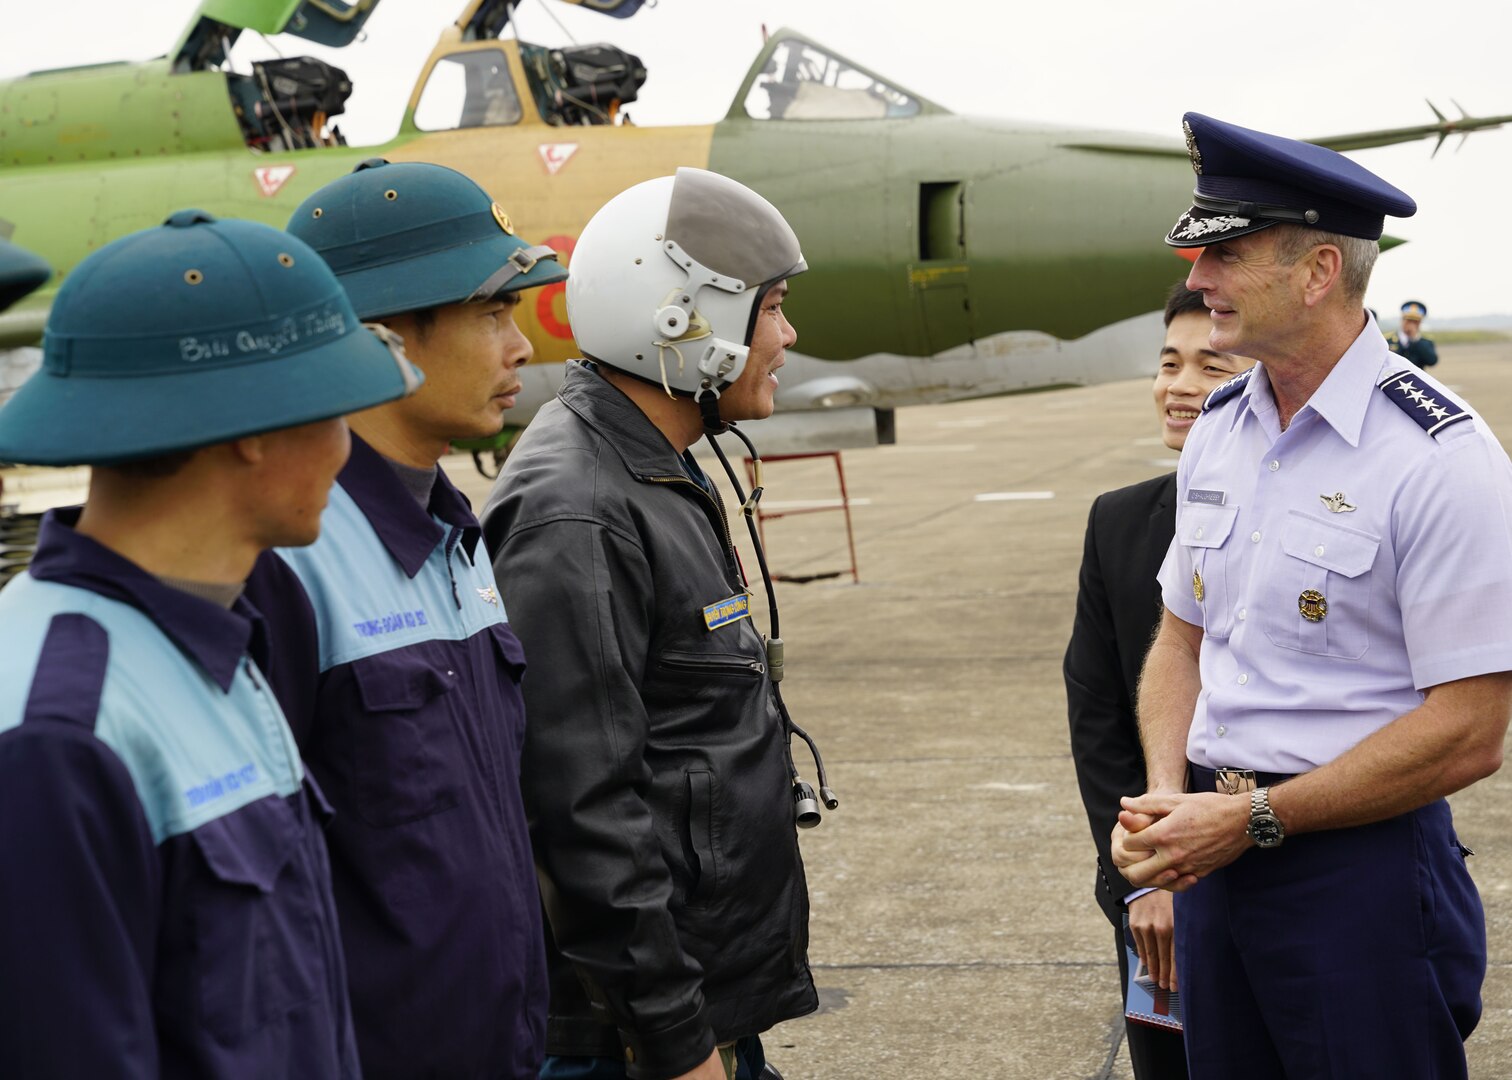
[0,511,359,1079]
[245,433,544,1079]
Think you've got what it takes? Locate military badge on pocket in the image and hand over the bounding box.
[1298,589,1328,622]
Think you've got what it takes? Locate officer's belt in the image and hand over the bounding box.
[1189,762,1295,795]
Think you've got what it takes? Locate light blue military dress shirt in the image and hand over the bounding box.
[1158,318,1512,775]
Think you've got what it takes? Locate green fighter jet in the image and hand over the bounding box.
[2,0,1509,464]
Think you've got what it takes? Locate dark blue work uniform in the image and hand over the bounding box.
[0,512,359,1079]
[1387,332,1439,368]
[246,434,544,1080]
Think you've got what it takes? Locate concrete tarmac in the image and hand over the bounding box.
[446,340,1512,1079]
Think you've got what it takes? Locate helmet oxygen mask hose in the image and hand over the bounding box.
[699,405,839,828]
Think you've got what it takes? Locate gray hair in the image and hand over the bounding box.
[1270,224,1378,303]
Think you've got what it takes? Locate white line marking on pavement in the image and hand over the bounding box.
[876,444,977,453]
[973,782,1049,792]
[761,498,874,510]
[973,491,1055,502]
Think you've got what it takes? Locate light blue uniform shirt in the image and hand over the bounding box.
[1159,319,1512,775]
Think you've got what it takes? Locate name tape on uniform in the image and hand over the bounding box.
[702,593,752,631]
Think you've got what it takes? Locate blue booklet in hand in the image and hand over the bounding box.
[1124,941,1183,1032]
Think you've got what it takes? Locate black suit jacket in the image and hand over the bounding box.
[1064,472,1177,928]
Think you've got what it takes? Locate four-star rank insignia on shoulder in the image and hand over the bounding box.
[1377,371,1472,438]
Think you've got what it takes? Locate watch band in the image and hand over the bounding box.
[1247,785,1285,848]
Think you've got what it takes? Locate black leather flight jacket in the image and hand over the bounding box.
[480,362,817,1080]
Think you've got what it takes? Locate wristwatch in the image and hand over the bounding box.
[1247,786,1285,848]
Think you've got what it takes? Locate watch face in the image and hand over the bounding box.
[1249,814,1284,848]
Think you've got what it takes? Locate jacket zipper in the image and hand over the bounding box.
[661,654,766,678]
[645,475,742,582]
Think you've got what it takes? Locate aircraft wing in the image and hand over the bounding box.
[1063,102,1512,160]
[1309,101,1512,155]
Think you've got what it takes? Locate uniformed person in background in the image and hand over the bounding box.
[1113,113,1512,1080]
[481,169,817,1080]
[1066,283,1254,1080]
[0,210,419,1076]
[242,160,567,1080]
[1387,299,1439,367]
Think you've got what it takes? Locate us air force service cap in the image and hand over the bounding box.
[0,237,50,312]
[0,210,422,466]
[288,159,568,320]
[1166,112,1417,247]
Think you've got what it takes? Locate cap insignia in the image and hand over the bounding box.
[491,202,515,235]
[1174,212,1251,241]
[1183,120,1203,175]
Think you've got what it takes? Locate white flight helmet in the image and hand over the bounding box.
[566,167,807,401]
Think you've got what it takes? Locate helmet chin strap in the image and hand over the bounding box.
[695,380,727,435]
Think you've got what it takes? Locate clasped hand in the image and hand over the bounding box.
[1109,791,1252,892]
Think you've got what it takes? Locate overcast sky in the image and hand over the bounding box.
[4,0,1510,320]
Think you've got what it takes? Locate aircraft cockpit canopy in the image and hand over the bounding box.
[744,38,921,121]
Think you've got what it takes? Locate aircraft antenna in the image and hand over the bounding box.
[532,0,580,45]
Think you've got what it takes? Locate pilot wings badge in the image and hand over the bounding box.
[1319,492,1357,514]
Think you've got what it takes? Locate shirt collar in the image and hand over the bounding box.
[1223,318,1388,448]
[338,433,480,578]
[1292,317,1391,449]
[1223,362,1275,432]
[26,509,262,693]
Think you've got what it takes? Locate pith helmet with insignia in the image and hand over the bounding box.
[288,159,567,320]
[0,237,50,312]
[1401,300,1428,322]
[0,210,422,466]
[1166,113,1416,247]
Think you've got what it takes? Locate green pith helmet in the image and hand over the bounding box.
[0,209,422,466]
[287,158,567,320]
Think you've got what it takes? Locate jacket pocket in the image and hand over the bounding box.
[350,653,463,827]
[1176,503,1240,639]
[659,649,766,680]
[190,796,319,1044]
[1263,511,1380,659]
[683,770,720,907]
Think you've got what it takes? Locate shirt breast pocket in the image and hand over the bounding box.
[348,653,463,827]
[190,795,319,1046]
[1263,511,1380,659]
[1177,503,1240,639]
